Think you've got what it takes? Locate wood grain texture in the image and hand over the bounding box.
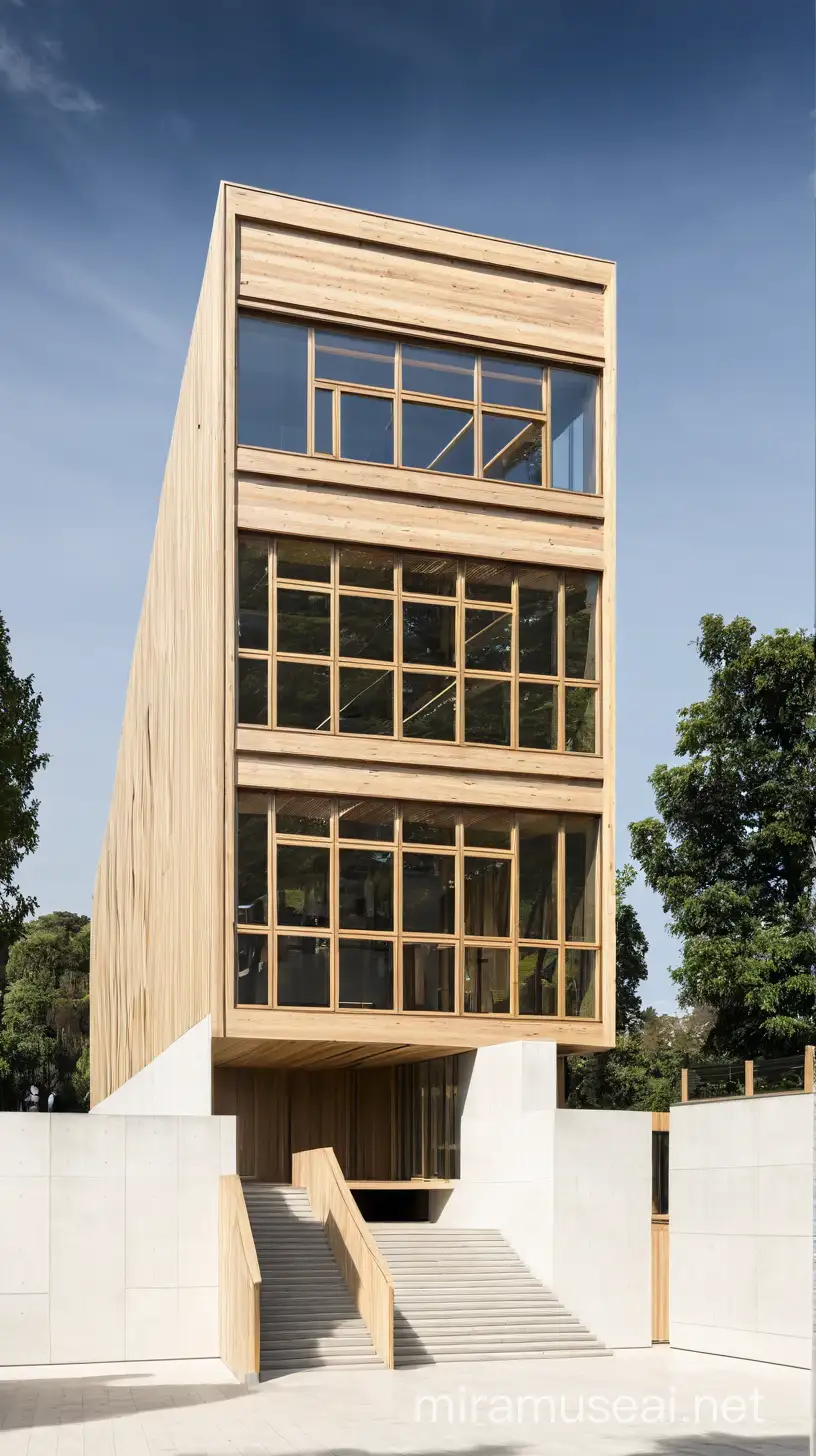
[90,190,227,1103]
[214,1037,460,1072]
[220,1005,615,1054]
[651,1216,669,1342]
[219,1174,262,1380]
[292,1146,394,1367]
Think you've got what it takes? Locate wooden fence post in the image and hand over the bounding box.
[680,1068,688,1103]
[744,1060,754,1097]
[804,1045,814,1094]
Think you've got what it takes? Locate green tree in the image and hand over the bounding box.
[630,615,816,1058]
[0,612,48,961]
[0,912,90,1109]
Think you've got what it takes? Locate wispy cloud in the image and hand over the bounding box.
[0,25,101,113]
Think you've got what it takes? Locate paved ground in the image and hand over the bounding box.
[0,1348,808,1456]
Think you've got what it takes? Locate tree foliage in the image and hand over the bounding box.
[0,912,90,1109]
[0,612,48,959]
[630,615,816,1057]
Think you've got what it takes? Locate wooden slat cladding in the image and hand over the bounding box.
[238,222,606,362]
[89,193,227,1104]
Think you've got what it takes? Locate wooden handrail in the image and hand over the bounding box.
[218,1175,262,1383]
[293,1147,394,1368]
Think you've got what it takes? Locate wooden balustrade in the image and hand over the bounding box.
[293,1146,394,1368]
[218,1175,262,1383]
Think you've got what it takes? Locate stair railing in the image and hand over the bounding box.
[292,1146,394,1369]
[218,1174,262,1383]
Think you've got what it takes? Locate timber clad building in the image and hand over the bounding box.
[90,184,616,1187]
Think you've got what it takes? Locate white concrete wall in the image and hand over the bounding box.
[0,1112,236,1365]
[670,1092,814,1368]
[92,1016,213,1115]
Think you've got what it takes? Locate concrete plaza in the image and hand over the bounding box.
[0,1347,807,1456]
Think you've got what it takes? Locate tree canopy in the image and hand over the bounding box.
[630,614,816,1058]
[0,612,48,960]
[0,911,90,1110]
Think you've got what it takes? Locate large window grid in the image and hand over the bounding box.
[237,315,599,495]
[237,537,600,755]
[235,794,600,1022]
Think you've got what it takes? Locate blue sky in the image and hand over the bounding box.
[0,0,812,1011]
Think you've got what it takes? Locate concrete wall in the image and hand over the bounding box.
[429,1042,652,1348]
[0,1112,235,1365]
[670,1092,814,1368]
[92,1016,213,1116]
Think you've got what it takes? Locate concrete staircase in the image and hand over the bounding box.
[369,1223,608,1365]
[242,1182,381,1375]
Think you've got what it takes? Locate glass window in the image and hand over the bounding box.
[238,537,269,651]
[518,817,558,940]
[402,554,457,596]
[402,803,458,846]
[339,939,394,1009]
[465,608,511,673]
[236,934,268,1005]
[403,944,455,1012]
[339,596,394,662]
[481,357,543,411]
[518,683,556,751]
[565,686,597,754]
[464,559,513,603]
[565,822,597,941]
[551,369,597,494]
[277,539,331,583]
[402,402,474,475]
[565,574,598,679]
[464,947,510,1014]
[464,857,510,938]
[276,935,330,1007]
[402,344,474,401]
[340,394,394,464]
[339,546,395,591]
[565,948,596,1016]
[518,569,558,676]
[277,845,330,927]
[403,601,456,667]
[277,589,331,657]
[315,331,395,389]
[238,316,307,453]
[276,794,331,837]
[337,800,395,842]
[237,813,267,925]
[338,667,393,735]
[518,948,558,1016]
[464,678,510,746]
[339,849,394,930]
[238,657,268,726]
[276,661,330,731]
[314,389,333,454]
[402,853,456,935]
[482,416,542,485]
[463,809,512,849]
[402,673,456,741]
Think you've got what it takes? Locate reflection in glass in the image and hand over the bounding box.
[464,857,510,937]
[277,539,332,583]
[315,331,395,388]
[276,936,330,1007]
[339,546,395,590]
[518,570,558,675]
[314,388,334,454]
[340,393,394,464]
[518,683,556,751]
[339,849,394,930]
[338,667,393,735]
[518,948,558,1016]
[337,800,395,842]
[236,934,268,1005]
[565,574,598,678]
[277,589,331,656]
[465,608,511,672]
[482,416,542,485]
[464,678,510,745]
[402,853,455,934]
[403,602,456,667]
[402,803,457,846]
[402,673,456,741]
[518,818,558,940]
[237,813,267,925]
[402,402,474,475]
[276,661,330,731]
[565,948,596,1017]
[464,560,513,602]
[565,822,597,941]
[565,686,596,754]
[464,947,510,1013]
[339,596,394,661]
[402,344,474,400]
[238,657,268,726]
[481,357,543,410]
[402,553,457,597]
[403,944,455,1011]
[238,537,269,650]
[339,939,394,1009]
[462,809,512,849]
[238,316,307,453]
[276,845,330,927]
[551,369,597,494]
[276,794,331,837]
